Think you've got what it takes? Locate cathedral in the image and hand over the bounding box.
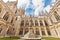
[0,0,60,38]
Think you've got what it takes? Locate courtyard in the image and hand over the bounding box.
[0,36,60,40]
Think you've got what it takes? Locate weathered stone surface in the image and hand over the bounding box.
[0,0,60,39]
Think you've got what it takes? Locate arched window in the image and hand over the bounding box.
[3,12,9,21]
[35,20,38,26]
[15,17,17,20]
[0,8,1,13]
[25,20,29,26]
[40,21,43,26]
[44,20,48,26]
[36,28,40,35]
[42,31,45,35]
[55,30,58,36]
[7,29,13,35]
[41,28,45,35]
[11,18,13,23]
[19,28,23,35]
[29,20,34,27]
[54,11,60,21]
[0,25,2,33]
[46,28,51,35]
[15,10,17,14]
[15,16,20,20]
[20,20,24,27]
[24,28,29,34]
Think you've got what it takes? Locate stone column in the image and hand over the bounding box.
[29,20,30,27]
[58,27,60,35]
[33,28,36,35]
[24,20,25,26]
[15,21,20,36]
[51,15,57,23]
[12,17,16,24]
[23,30,25,36]
[38,20,40,26]
[0,26,7,36]
[5,26,9,36]
[47,18,52,26]
[44,27,48,36]
[7,14,12,22]
[15,22,20,36]
[50,28,57,37]
[58,27,60,37]
[39,28,42,36]
[0,9,6,18]
[55,28,60,37]
[15,16,21,36]
[56,9,60,16]
[42,20,48,36]
[42,20,45,26]
[33,20,35,26]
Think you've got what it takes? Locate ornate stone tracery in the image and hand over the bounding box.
[0,0,59,38]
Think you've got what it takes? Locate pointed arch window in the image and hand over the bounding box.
[25,20,29,26]
[20,20,24,27]
[15,10,17,14]
[3,12,9,21]
[35,20,38,26]
[46,28,51,35]
[44,20,48,26]
[36,28,40,35]
[42,31,45,35]
[24,28,29,34]
[41,28,45,35]
[54,11,60,21]
[15,17,17,20]
[0,25,2,33]
[40,21,43,26]
[11,18,13,23]
[0,8,1,13]
[29,20,34,27]
[19,28,23,35]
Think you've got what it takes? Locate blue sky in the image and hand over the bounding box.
[44,0,52,7]
[3,0,56,16]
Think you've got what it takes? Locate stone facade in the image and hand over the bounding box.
[0,0,60,38]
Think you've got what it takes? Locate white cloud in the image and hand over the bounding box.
[33,0,44,16]
[52,0,56,3]
[32,0,44,8]
[3,0,56,16]
[3,0,8,2]
[34,5,44,16]
[8,0,16,1]
[3,0,44,16]
[43,0,56,13]
[43,5,51,13]
[17,0,30,8]
[3,0,16,3]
